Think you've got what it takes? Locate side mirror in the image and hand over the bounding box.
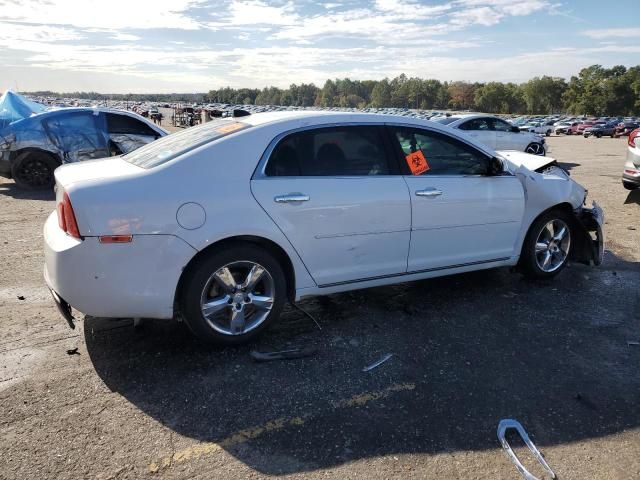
[488,156,504,176]
[510,126,520,133]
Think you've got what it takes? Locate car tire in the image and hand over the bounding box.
[623,181,637,191]
[179,244,287,346]
[546,130,551,137]
[520,209,574,280]
[596,132,602,138]
[11,151,58,190]
[525,143,545,156]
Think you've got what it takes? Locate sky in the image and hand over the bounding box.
[0,0,639,93]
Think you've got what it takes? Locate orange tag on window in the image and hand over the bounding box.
[405,150,430,175]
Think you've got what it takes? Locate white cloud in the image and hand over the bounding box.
[0,0,205,30]
[583,28,640,39]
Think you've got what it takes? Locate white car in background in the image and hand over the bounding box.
[44,111,603,345]
[435,115,548,155]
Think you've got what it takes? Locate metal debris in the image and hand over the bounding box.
[362,353,394,372]
[249,347,317,362]
[290,302,322,331]
[497,419,556,480]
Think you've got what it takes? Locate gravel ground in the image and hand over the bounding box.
[0,134,638,480]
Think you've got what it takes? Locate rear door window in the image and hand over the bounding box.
[265,126,392,177]
[458,118,491,131]
[106,113,159,137]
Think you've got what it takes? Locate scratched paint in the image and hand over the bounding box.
[149,382,415,472]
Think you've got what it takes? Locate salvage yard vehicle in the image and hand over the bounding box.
[44,111,604,345]
[0,106,167,189]
[435,114,548,155]
[623,128,640,190]
[583,122,617,138]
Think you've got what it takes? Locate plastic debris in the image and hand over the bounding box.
[362,353,394,372]
[250,347,316,362]
[66,348,80,356]
[497,419,556,480]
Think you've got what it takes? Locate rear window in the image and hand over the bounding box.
[123,119,250,168]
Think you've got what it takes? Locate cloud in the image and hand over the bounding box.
[582,28,640,39]
[0,0,205,30]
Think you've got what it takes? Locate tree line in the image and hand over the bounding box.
[25,64,640,116]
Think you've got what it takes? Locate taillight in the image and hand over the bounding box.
[629,129,639,148]
[56,192,81,239]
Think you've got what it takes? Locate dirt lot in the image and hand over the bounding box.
[0,135,638,480]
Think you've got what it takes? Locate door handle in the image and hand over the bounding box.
[274,193,310,203]
[415,188,442,197]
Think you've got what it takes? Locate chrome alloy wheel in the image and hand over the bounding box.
[535,219,571,273]
[200,261,275,336]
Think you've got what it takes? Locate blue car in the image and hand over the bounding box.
[0,91,166,189]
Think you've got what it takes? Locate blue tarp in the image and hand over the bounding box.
[0,90,46,130]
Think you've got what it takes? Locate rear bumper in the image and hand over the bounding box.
[43,212,197,320]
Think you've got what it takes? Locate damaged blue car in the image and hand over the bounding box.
[0,91,166,189]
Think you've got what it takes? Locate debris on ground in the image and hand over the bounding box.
[497,419,556,480]
[66,348,80,356]
[250,347,317,362]
[17,295,25,300]
[290,302,323,331]
[362,353,394,372]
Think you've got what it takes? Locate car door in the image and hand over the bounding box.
[490,118,521,150]
[43,111,110,162]
[388,125,525,272]
[457,117,496,149]
[105,113,163,155]
[251,125,411,286]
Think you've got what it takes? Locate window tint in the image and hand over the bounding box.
[265,126,390,177]
[391,127,489,176]
[107,113,158,136]
[490,118,513,132]
[459,118,490,131]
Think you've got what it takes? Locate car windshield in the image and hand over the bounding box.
[123,119,250,168]
[432,117,459,125]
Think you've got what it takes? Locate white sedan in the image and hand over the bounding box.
[434,115,548,155]
[44,111,604,345]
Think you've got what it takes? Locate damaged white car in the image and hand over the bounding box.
[43,111,604,345]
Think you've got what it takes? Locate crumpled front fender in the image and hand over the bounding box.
[570,201,605,266]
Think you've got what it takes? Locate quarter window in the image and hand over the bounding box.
[391,127,490,176]
[265,126,390,177]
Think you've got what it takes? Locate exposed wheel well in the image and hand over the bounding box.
[174,235,297,314]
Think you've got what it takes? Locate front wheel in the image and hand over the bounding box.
[525,143,545,156]
[520,210,573,279]
[180,245,287,345]
[546,130,551,137]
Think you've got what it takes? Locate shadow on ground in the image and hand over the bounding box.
[85,251,639,475]
[0,181,54,201]
[624,189,640,205]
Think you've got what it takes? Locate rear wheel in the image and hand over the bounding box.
[520,210,573,279]
[180,245,286,345]
[595,132,602,138]
[545,130,551,137]
[11,151,58,190]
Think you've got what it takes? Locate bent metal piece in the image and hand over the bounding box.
[497,419,557,480]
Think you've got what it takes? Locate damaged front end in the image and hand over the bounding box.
[571,201,605,266]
